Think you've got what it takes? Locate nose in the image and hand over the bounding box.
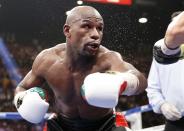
[90,28,100,40]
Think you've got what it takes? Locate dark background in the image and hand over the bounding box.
[0,0,183,44]
[1,0,183,73]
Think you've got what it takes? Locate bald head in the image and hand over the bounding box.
[65,6,103,25]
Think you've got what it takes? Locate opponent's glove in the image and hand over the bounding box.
[14,87,49,124]
[161,102,182,121]
[81,71,139,108]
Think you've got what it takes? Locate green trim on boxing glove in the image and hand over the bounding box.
[105,70,119,74]
[81,85,86,101]
[15,87,46,109]
[28,87,46,100]
[14,87,49,124]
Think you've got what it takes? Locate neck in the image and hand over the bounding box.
[65,44,96,72]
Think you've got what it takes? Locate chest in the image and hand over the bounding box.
[43,61,111,97]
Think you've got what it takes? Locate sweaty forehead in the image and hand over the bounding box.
[66,6,103,24]
[71,14,103,25]
[79,17,103,24]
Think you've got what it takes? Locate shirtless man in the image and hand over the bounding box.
[14,6,147,131]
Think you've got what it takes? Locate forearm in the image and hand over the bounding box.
[133,71,147,95]
[14,81,35,95]
[147,88,165,114]
[106,70,144,96]
[122,62,147,95]
[15,84,27,95]
[123,68,147,95]
[14,71,45,95]
[165,11,184,49]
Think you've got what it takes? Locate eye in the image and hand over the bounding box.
[97,26,103,31]
[81,24,91,29]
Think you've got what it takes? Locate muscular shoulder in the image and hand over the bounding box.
[99,46,123,62]
[32,43,66,75]
[99,46,136,71]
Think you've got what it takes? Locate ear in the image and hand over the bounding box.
[63,24,71,38]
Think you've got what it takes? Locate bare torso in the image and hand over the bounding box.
[16,42,146,120]
[39,44,114,120]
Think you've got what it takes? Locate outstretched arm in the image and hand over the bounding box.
[109,51,147,95]
[165,11,184,49]
[153,11,184,64]
[81,51,147,108]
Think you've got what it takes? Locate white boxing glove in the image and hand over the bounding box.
[14,87,49,124]
[125,127,133,131]
[161,102,182,121]
[81,71,139,108]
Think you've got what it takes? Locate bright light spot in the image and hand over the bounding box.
[107,0,119,2]
[77,0,83,5]
[66,11,71,16]
[138,17,148,23]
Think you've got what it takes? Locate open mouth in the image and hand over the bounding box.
[86,42,100,51]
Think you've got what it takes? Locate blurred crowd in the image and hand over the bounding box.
[0,34,164,130]
[0,34,44,112]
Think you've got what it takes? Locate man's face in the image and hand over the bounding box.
[68,17,104,56]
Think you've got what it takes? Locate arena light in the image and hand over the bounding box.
[66,10,71,16]
[138,17,148,23]
[83,0,132,5]
[77,0,83,5]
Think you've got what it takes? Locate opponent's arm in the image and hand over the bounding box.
[165,11,184,49]
[153,11,184,64]
[14,50,49,123]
